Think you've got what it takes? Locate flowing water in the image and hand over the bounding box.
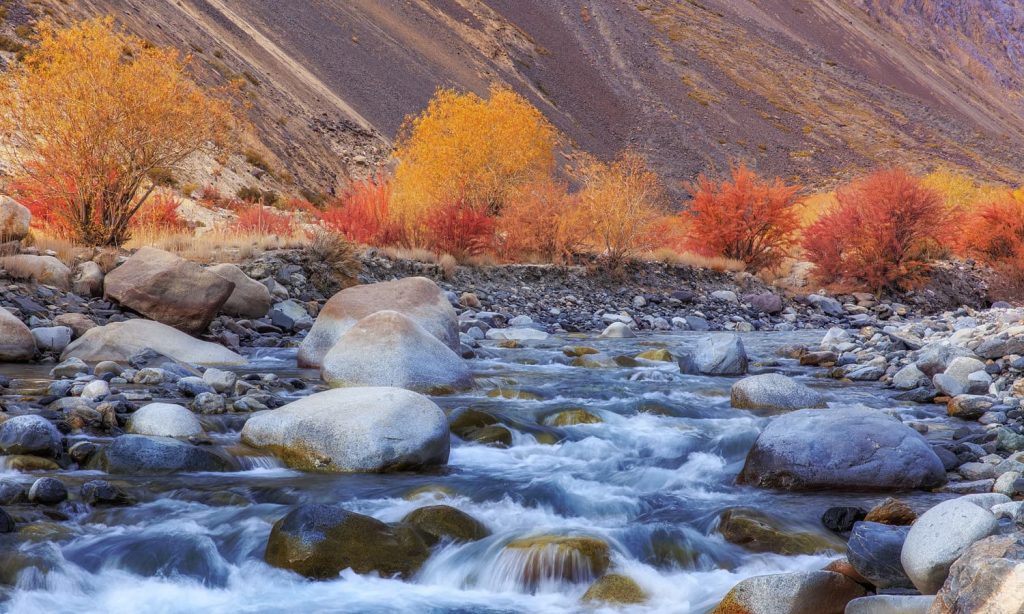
[0,331,952,614]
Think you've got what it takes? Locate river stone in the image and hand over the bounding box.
[893,364,930,390]
[730,373,826,411]
[0,415,62,458]
[738,407,946,491]
[581,574,647,605]
[103,246,234,334]
[717,507,844,555]
[844,595,934,614]
[320,311,472,393]
[0,255,71,289]
[0,196,30,239]
[975,334,1024,359]
[821,506,867,533]
[62,319,245,366]
[28,477,67,505]
[543,409,602,426]
[0,508,12,533]
[931,533,1024,614]
[72,260,104,297]
[80,379,109,402]
[202,368,237,394]
[915,342,975,378]
[865,497,918,526]
[503,535,610,588]
[54,313,96,339]
[241,387,449,473]
[711,570,866,614]
[0,307,35,362]
[128,403,203,438]
[401,505,490,545]
[207,263,272,318]
[688,333,748,375]
[947,395,995,420]
[264,504,429,579]
[847,521,913,589]
[298,277,458,368]
[600,322,635,338]
[90,435,233,475]
[901,498,1000,594]
[80,479,133,505]
[31,326,72,353]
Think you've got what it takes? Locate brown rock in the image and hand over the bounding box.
[53,313,97,339]
[930,533,1024,614]
[824,558,869,586]
[0,196,30,240]
[864,497,918,526]
[207,263,272,318]
[0,306,35,362]
[712,571,866,614]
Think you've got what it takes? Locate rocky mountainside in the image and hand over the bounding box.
[44,0,1024,193]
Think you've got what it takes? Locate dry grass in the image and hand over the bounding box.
[26,234,89,267]
[124,227,308,264]
[645,248,746,272]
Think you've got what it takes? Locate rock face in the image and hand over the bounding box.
[0,415,62,458]
[103,247,234,334]
[688,333,748,375]
[0,307,35,361]
[128,403,204,438]
[847,521,914,589]
[61,319,245,366]
[738,407,947,491]
[320,311,472,392]
[89,434,233,475]
[901,498,1000,595]
[0,255,71,289]
[0,196,31,240]
[298,277,458,368]
[241,387,450,472]
[207,263,272,318]
[730,373,826,411]
[711,571,866,614]
[932,533,1024,614]
[265,505,429,579]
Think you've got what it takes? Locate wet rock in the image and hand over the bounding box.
[685,333,748,375]
[450,409,513,447]
[133,368,165,385]
[901,498,999,594]
[947,395,995,420]
[711,570,866,614]
[718,507,844,555]
[0,507,13,533]
[0,481,26,505]
[298,277,458,367]
[0,255,71,289]
[730,373,826,411]
[89,435,234,475]
[821,506,867,533]
[0,415,62,458]
[177,376,214,397]
[80,479,133,505]
[844,595,933,614]
[28,477,67,504]
[738,407,946,491]
[847,521,913,589]
[67,441,98,465]
[30,326,72,353]
[932,532,1024,613]
[62,319,245,366]
[0,307,35,362]
[265,504,429,579]
[401,505,490,545]
[503,535,610,588]
[320,311,472,393]
[191,392,226,414]
[600,322,635,338]
[636,348,672,361]
[865,497,918,526]
[486,327,549,341]
[0,196,31,240]
[543,409,601,426]
[581,574,647,605]
[208,263,272,318]
[80,379,109,403]
[893,364,930,390]
[128,403,203,438]
[202,368,237,393]
[241,387,449,472]
[103,246,234,334]
[5,455,59,471]
[50,357,89,379]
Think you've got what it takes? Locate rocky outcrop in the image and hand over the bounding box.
[0,306,35,361]
[730,373,826,411]
[61,319,245,366]
[297,277,458,368]
[207,263,272,318]
[103,247,234,334]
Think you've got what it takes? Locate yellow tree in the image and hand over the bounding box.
[392,85,556,236]
[0,17,234,245]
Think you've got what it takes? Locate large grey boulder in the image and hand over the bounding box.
[30,326,72,353]
[207,263,272,318]
[932,533,1024,614]
[321,311,472,392]
[711,571,865,614]
[738,407,946,491]
[847,521,914,589]
[103,246,234,334]
[241,387,449,473]
[128,403,203,438]
[0,196,30,240]
[62,319,245,366]
[0,415,62,458]
[89,434,233,475]
[683,333,748,375]
[844,595,933,614]
[915,342,976,378]
[298,277,458,368]
[900,498,1000,594]
[0,255,71,289]
[0,306,35,361]
[730,373,826,411]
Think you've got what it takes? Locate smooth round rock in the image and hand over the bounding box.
[28,477,67,505]
[128,403,203,438]
[901,498,1000,594]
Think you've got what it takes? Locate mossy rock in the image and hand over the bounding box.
[504,535,610,587]
[403,484,456,501]
[487,388,542,401]
[613,356,642,368]
[5,455,60,472]
[636,349,673,362]
[563,346,599,357]
[265,504,429,580]
[646,528,703,570]
[582,574,647,604]
[543,409,602,427]
[571,357,603,368]
[449,409,514,447]
[717,508,844,556]
[497,340,520,349]
[468,425,513,447]
[401,505,490,545]
[449,408,499,432]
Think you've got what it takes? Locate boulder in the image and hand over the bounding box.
[72,261,104,297]
[581,574,647,605]
[690,333,748,375]
[847,521,914,589]
[53,313,96,338]
[947,395,995,420]
[502,535,610,589]
[543,409,602,426]
[943,357,987,392]
[80,479,133,506]
[240,387,449,472]
[717,507,844,555]
[711,571,866,614]
[865,497,918,526]
[30,326,72,353]
[749,292,784,314]
[127,403,203,438]
[932,533,1024,614]
[0,415,62,458]
[61,319,245,366]
[893,364,930,391]
[298,277,458,368]
[207,263,272,318]
[845,595,934,614]
[0,196,30,240]
[264,504,429,580]
[821,506,868,533]
[88,434,233,475]
[28,477,67,505]
[0,307,35,361]
[269,300,312,330]
[730,373,826,411]
[738,407,946,491]
[600,322,635,338]
[0,255,71,289]
[901,498,1000,594]
[103,246,234,334]
[401,505,490,545]
[320,311,472,393]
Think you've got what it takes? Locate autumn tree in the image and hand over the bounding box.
[579,151,666,270]
[685,163,801,271]
[956,196,1024,299]
[496,178,590,263]
[0,18,234,245]
[392,86,556,237]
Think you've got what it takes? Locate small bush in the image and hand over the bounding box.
[236,186,278,206]
[685,164,801,271]
[422,197,495,259]
[495,179,590,262]
[320,175,405,246]
[243,148,270,171]
[131,192,188,233]
[280,197,321,216]
[956,196,1024,300]
[234,207,295,235]
[802,168,948,292]
[305,230,361,293]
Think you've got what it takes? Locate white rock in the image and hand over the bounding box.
[901,497,1000,594]
[600,322,635,338]
[128,403,203,438]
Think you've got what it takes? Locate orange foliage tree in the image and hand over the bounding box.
[956,197,1024,299]
[495,179,590,262]
[0,18,234,245]
[685,164,801,271]
[579,151,666,270]
[803,168,949,292]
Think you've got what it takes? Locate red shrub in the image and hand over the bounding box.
[198,184,224,207]
[685,164,801,271]
[956,197,1024,300]
[234,207,296,235]
[319,175,404,246]
[802,168,949,292]
[8,172,75,238]
[423,197,495,258]
[280,197,321,216]
[131,192,188,233]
